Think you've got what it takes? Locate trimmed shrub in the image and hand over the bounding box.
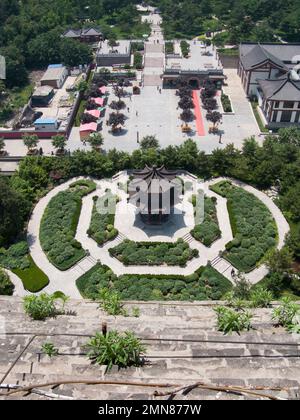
[0,268,14,295]
[109,239,198,267]
[191,195,221,246]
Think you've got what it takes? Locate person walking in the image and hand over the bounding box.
[219,133,223,144]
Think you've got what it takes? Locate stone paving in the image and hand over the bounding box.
[0,296,299,400]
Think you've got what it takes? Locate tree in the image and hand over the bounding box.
[108,35,118,49]
[109,100,126,111]
[87,133,104,151]
[203,97,217,111]
[113,86,126,100]
[0,45,28,88]
[0,138,5,154]
[108,112,125,130]
[81,113,98,124]
[180,109,194,127]
[178,96,194,110]
[0,178,27,247]
[60,38,93,67]
[27,30,61,68]
[22,134,39,153]
[176,86,192,98]
[51,135,67,154]
[206,111,222,128]
[0,268,14,296]
[76,80,88,93]
[266,247,293,275]
[140,136,160,150]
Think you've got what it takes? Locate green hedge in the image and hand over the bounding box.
[180,40,190,58]
[76,263,232,301]
[133,52,143,69]
[109,239,199,267]
[0,241,49,292]
[221,93,232,112]
[191,195,221,246]
[40,180,96,270]
[87,191,118,246]
[211,181,277,272]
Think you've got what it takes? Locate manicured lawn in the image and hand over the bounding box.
[40,180,96,270]
[88,190,118,246]
[13,255,49,292]
[210,181,277,272]
[76,263,232,301]
[191,195,221,246]
[0,241,49,292]
[109,239,199,267]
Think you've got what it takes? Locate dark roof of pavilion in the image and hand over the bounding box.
[132,165,178,183]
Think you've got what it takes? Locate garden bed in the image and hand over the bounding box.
[210,181,277,272]
[190,195,221,246]
[0,241,49,292]
[40,180,96,270]
[87,190,119,246]
[109,239,199,267]
[220,92,233,113]
[76,263,232,301]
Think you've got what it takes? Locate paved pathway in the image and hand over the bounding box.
[8,172,289,297]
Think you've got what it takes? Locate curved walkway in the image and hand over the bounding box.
[15,173,289,298]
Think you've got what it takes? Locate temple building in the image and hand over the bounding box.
[238,42,300,128]
[129,165,180,225]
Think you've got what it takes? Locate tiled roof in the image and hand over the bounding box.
[240,44,287,70]
[258,74,300,101]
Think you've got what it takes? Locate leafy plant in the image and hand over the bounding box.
[132,307,140,318]
[272,297,300,327]
[98,288,127,316]
[85,330,146,372]
[214,306,252,335]
[41,342,58,357]
[250,287,273,308]
[23,293,64,320]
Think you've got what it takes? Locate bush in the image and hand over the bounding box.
[85,330,146,372]
[272,297,300,327]
[180,40,190,58]
[0,268,14,295]
[23,293,65,320]
[109,239,198,267]
[214,306,252,334]
[88,191,118,246]
[77,264,232,301]
[250,287,273,308]
[191,195,221,246]
[221,93,232,112]
[134,52,143,69]
[98,288,127,316]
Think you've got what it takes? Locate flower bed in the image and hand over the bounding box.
[109,239,199,267]
[40,180,96,270]
[210,181,277,272]
[87,190,119,246]
[191,195,221,246]
[76,264,232,301]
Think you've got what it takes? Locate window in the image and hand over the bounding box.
[272,111,278,122]
[274,101,280,108]
[283,101,294,109]
[281,110,292,123]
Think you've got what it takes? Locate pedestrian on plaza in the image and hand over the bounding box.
[219,133,223,144]
[127,107,130,112]
[136,111,138,117]
[231,269,235,278]
[137,131,140,143]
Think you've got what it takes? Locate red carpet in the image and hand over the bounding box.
[192,90,205,136]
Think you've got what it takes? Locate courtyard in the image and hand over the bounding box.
[2,169,289,299]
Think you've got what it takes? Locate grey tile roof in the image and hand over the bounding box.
[240,43,300,65]
[258,75,300,101]
[240,44,287,70]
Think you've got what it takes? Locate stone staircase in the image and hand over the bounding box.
[182,232,195,244]
[114,232,127,245]
[211,256,234,276]
[0,297,299,400]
